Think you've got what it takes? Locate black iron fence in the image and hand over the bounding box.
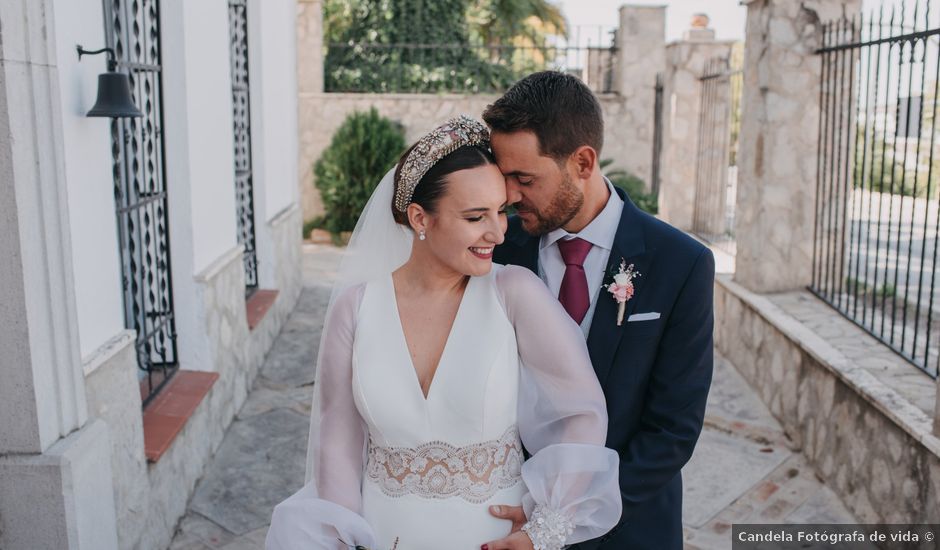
[692,56,743,255]
[812,2,940,378]
[324,26,617,94]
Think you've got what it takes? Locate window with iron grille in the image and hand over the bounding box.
[103,0,179,406]
[228,0,259,294]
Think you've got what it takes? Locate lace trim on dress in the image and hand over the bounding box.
[521,504,575,550]
[366,425,523,503]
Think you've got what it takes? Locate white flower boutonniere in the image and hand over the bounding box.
[604,259,640,326]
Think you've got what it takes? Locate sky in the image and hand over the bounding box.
[556,0,748,43]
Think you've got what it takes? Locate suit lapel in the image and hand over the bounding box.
[587,190,648,387]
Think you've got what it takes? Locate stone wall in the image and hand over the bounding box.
[714,274,940,523]
[298,93,641,220]
[296,0,324,96]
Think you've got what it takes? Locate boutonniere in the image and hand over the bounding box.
[603,259,640,326]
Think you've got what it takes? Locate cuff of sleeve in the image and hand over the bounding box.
[521,504,575,550]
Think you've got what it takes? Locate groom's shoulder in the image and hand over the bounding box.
[629,203,707,262]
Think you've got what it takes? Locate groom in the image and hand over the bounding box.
[484,71,714,550]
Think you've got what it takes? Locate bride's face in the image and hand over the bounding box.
[420,163,508,277]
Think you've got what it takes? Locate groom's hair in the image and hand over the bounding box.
[482,71,604,161]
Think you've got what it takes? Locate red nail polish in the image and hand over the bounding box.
[481,546,489,550]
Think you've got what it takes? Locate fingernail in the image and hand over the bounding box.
[490,505,501,514]
[481,546,489,550]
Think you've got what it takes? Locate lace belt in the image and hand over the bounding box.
[366,425,523,503]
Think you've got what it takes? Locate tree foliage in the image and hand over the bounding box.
[322,0,566,93]
[314,109,407,234]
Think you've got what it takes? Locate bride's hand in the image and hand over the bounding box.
[488,505,527,533]
[481,530,534,550]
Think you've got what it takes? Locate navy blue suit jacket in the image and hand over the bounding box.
[493,188,715,549]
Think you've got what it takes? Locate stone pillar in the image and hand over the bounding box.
[0,0,118,547]
[297,0,323,95]
[657,16,735,231]
[734,0,861,293]
[297,0,324,220]
[612,5,666,189]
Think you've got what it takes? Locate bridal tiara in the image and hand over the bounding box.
[394,115,491,212]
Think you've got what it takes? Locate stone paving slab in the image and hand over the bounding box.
[169,245,858,550]
[188,408,309,536]
[682,429,791,528]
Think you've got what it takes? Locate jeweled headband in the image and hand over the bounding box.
[394,115,490,212]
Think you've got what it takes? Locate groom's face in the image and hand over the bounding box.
[489,130,583,236]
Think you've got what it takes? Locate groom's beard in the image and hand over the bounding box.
[518,172,584,236]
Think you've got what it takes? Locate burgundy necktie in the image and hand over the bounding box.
[557,237,593,324]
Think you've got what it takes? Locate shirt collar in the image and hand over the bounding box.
[540,178,624,251]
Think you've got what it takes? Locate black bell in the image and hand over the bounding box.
[87,71,142,118]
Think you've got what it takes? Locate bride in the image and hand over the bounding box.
[266,116,620,550]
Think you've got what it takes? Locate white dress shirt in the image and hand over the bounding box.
[538,180,625,339]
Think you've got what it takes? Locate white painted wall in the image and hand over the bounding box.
[181,0,239,274]
[249,0,299,289]
[53,0,126,360]
[161,0,239,371]
[257,0,299,219]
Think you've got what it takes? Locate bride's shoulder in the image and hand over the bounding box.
[330,283,368,316]
[492,264,548,298]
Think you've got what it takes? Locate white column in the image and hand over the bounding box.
[612,5,666,189]
[0,0,118,547]
[0,0,87,457]
[734,0,861,293]
[250,0,300,289]
[160,0,240,371]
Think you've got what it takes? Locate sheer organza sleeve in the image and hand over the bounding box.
[494,265,622,550]
[266,285,377,550]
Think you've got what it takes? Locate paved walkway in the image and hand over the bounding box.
[168,244,855,550]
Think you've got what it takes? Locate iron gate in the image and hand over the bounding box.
[692,56,743,256]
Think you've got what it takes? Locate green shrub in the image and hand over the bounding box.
[314,108,407,234]
[601,159,658,215]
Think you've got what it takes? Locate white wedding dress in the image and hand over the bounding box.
[266,264,621,550]
[265,168,621,550]
[357,271,525,547]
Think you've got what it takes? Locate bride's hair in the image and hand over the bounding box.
[391,144,496,226]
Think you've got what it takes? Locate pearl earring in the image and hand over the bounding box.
[419,230,426,241]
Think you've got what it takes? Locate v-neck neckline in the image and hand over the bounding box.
[389,273,472,401]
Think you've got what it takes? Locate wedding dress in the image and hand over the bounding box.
[266,161,620,550]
